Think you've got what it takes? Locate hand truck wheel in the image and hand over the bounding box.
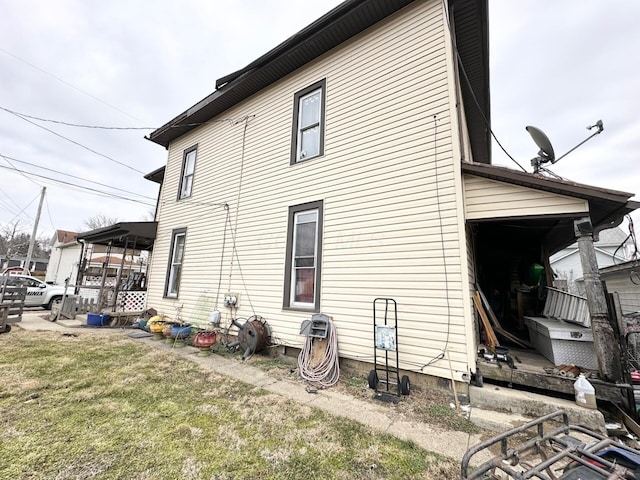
[367,370,379,389]
[400,375,410,395]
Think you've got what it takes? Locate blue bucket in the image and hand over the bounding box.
[87,313,110,327]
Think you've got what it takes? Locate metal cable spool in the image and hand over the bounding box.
[226,315,270,360]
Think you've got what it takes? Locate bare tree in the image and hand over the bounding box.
[0,221,49,269]
[82,214,119,231]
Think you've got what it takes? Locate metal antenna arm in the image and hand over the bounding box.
[554,120,604,165]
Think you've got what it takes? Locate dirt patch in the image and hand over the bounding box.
[245,353,481,434]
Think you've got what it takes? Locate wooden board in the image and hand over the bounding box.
[473,291,499,348]
[475,287,532,349]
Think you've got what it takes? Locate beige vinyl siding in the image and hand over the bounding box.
[147,0,472,380]
[463,175,589,220]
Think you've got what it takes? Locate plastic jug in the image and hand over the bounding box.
[574,373,597,409]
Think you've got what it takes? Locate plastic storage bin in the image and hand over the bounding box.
[87,313,110,327]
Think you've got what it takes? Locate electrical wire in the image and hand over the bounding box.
[0,47,149,125]
[228,116,252,291]
[0,106,153,130]
[0,152,42,187]
[2,108,146,174]
[0,188,26,219]
[0,163,155,206]
[0,105,254,132]
[0,193,40,228]
[420,114,451,371]
[441,0,526,173]
[215,204,230,310]
[298,320,340,388]
[225,212,256,316]
[44,196,57,233]
[0,152,156,201]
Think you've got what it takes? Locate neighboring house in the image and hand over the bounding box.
[0,255,49,277]
[45,230,80,284]
[143,0,638,386]
[550,227,633,294]
[585,261,640,316]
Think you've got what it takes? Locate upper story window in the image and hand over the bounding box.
[283,200,323,311]
[291,79,326,164]
[178,146,197,199]
[165,227,186,298]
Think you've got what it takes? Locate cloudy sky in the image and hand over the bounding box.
[0,0,638,246]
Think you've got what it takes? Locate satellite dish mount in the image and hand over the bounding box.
[526,120,604,175]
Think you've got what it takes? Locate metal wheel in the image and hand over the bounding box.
[400,375,410,395]
[367,369,379,389]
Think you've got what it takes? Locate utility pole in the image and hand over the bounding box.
[574,217,623,382]
[24,186,46,275]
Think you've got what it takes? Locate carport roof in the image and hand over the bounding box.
[76,222,157,251]
[462,161,639,253]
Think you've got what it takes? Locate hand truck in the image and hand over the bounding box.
[367,297,410,402]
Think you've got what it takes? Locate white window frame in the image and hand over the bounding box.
[291,79,326,164]
[284,200,323,311]
[179,147,197,199]
[165,228,186,297]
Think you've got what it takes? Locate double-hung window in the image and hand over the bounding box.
[165,228,186,297]
[284,201,323,311]
[291,79,326,164]
[178,146,197,199]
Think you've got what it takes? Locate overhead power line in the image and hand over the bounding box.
[0,163,156,207]
[0,106,154,130]
[0,47,149,125]
[0,152,156,201]
[0,105,253,132]
[1,108,146,174]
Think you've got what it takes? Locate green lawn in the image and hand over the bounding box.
[0,330,459,479]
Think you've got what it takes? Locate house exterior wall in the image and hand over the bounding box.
[603,273,640,315]
[462,175,589,220]
[46,244,81,284]
[603,270,640,314]
[550,228,632,294]
[146,0,475,381]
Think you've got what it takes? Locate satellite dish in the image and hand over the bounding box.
[524,120,604,176]
[526,126,555,164]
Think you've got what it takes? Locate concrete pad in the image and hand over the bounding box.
[15,310,76,332]
[468,407,532,433]
[469,385,606,434]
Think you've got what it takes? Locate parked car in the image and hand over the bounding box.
[0,275,66,309]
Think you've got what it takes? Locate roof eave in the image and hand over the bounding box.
[146,0,489,152]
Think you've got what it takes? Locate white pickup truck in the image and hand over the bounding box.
[0,275,67,309]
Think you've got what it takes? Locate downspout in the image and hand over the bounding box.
[74,240,86,295]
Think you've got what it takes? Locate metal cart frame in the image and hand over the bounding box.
[367,297,410,402]
[462,410,640,479]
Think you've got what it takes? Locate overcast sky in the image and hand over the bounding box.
[0,0,638,247]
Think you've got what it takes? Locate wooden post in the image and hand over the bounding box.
[574,217,623,382]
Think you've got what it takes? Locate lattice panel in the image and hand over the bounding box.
[116,291,146,312]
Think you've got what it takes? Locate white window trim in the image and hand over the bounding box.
[179,147,197,199]
[291,79,326,165]
[166,230,186,297]
[290,209,319,308]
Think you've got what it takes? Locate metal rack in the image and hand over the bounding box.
[367,298,410,402]
[462,410,640,479]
